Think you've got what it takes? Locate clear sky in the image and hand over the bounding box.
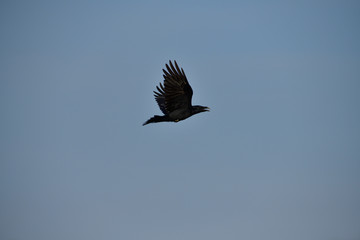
[1,1,360,240]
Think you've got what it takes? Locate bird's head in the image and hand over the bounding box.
[192,105,210,115]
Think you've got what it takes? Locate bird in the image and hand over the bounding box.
[143,60,209,126]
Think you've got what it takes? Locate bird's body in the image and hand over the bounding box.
[143,60,209,126]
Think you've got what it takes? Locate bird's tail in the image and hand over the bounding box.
[143,115,170,126]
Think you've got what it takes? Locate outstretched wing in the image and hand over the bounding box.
[153,84,167,114]
[153,60,193,114]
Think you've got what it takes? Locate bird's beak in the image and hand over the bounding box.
[204,107,210,112]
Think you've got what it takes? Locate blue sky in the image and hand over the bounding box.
[1,1,360,240]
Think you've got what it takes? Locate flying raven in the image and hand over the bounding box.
[143,60,209,126]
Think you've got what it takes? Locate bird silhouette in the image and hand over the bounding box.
[143,60,209,125]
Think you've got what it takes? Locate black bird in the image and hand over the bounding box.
[143,60,209,126]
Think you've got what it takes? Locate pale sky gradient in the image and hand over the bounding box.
[1,1,360,240]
